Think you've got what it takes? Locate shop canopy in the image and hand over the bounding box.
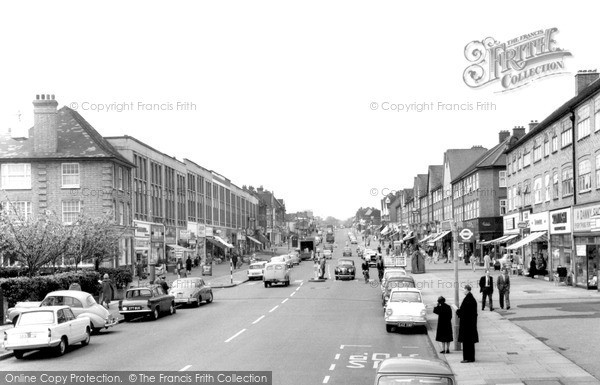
[166,244,194,252]
[506,231,547,250]
[479,234,519,245]
[381,225,391,236]
[429,230,451,243]
[419,233,436,243]
[402,231,415,242]
[207,237,234,249]
[245,235,262,245]
[214,236,234,248]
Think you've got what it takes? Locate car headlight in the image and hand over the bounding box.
[420,309,427,317]
[385,308,393,316]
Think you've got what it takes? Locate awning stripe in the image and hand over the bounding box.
[506,232,547,250]
[429,230,451,243]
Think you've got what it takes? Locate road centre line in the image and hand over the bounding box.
[290,292,296,297]
[282,298,289,304]
[224,329,246,343]
[329,364,335,371]
[334,354,340,360]
[269,305,279,312]
[179,365,191,371]
[295,287,301,291]
[252,315,265,324]
[322,376,330,384]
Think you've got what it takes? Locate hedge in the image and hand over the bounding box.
[0,271,102,307]
[97,267,133,289]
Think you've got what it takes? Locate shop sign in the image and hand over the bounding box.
[134,238,150,250]
[550,208,571,234]
[441,221,451,231]
[528,211,549,232]
[503,213,520,234]
[187,222,198,240]
[478,217,502,232]
[134,221,151,238]
[179,230,191,241]
[517,222,528,229]
[165,226,177,244]
[206,227,214,237]
[151,224,165,243]
[576,244,587,257]
[459,228,474,241]
[573,203,600,233]
[197,224,206,238]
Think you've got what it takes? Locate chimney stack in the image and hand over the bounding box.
[528,120,539,132]
[33,94,58,153]
[498,130,510,143]
[575,70,599,95]
[512,126,526,139]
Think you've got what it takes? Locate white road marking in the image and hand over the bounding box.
[334,354,340,360]
[329,364,335,371]
[247,282,257,286]
[323,376,330,384]
[294,280,303,283]
[179,365,191,371]
[224,329,246,343]
[252,315,265,324]
[269,305,279,312]
[295,287,301,291]
[282,298,288,304]
[340,344,372,349]
[402,346,419,349]
[290,292,296,297]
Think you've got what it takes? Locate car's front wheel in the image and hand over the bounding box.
[81,328,91,346]
[169,303,175,315]
[150,307,159,320]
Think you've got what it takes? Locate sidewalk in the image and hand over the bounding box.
[417,267,599,384]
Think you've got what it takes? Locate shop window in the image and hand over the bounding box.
[562,168,573,197]
[577,105,591,140]
[578,159,592,192]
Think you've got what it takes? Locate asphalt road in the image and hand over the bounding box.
[1,229,437,384]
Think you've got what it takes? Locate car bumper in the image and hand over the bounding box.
[4,339,61,351]
[173,298,199,305]
[335,273,355,279]
[248,274,264,279]
[385,317,427,327]
[104,317,119,328]
[119,309,152,315]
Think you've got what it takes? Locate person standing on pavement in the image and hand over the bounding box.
[497,269,511,310]
[470,252,477,272]
[479,270,494,311]
[186,256,192,275]
[231,252,238,270]
[100,273,116,309]
[361,258,370,283]
[176,259,183,278]
[433,296,453,354]
[528,256,537,278]
[376,256,385,281]
[483,252,491,270]
[457,285,478,362]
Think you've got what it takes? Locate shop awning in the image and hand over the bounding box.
[402,231,415,242]
[480,234,519,245]
[166,244,194,252]
[506,231,547,250]
[214,236,234,248]
[429,230,451,243]
[381,225,391,236]
[207,237,233,249]
[246,235,262,245]
[419,233,436,243]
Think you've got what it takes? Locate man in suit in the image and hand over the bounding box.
[457,284,478,362]
[497,269,511,310]
[479,270,494,311]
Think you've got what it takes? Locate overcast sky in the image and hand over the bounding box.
[1,1,598,220]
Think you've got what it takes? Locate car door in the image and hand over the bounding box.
[55,309,71,341]
[63,308,83,342]
[156,287,168,311]
[64,296,84,318]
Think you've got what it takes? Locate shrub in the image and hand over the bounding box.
[0,267,29,278]
[97,267,133,289]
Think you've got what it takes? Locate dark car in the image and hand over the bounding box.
[382,276,416,307]
[342,247,353,257]
[119,285,175,321]
[335,258,356,280]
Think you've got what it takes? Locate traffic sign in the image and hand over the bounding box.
[459,228,473,241]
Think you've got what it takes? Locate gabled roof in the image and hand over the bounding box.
[415,174,428,197]
[506,76,600,153]
[444,147,488,181]
[0,106,133,166]
[428,165,444,191]
[454,139,509,182]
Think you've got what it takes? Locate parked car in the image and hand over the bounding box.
[247,261,268,280]
[263,262,290,287]
[168,278,213,307]
[382,276,416,307]
[289,253,301,265]
[342,247,352,257]
[324,244,334,252]
[335,259,356,280]
[323,250,333,259]
[7,290,118,334]
[384,288,427,332]
[381,268,408,292]
[119,285,175,321]
[374,357,455,384]
[271,255,293,269]
[3,306,91,359]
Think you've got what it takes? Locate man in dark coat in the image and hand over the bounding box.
[186,256,193,275]
[457,284,478,363]
[497,269,511,310]
[100,274,116,309]
[433,296,453,354]
[479,270,494,311]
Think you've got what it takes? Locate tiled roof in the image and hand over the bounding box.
[454,139,509,182]
[444,147,488,181]
[416,174,428,197]
[0,106,132,166]
[428,165,444,191]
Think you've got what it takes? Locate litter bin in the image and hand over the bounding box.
[202,264,212,276]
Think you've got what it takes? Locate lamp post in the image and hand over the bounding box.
[451,219,461,351]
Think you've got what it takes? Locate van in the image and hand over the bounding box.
[263,262,290,287]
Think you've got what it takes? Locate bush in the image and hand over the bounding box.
[0,271,102,307]
[0,267,29,278]
[97,267,133,289]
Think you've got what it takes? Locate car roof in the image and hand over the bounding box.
[387,276,414,282]
[338,258,354,263]
[250,261,267,266]
[21,306,69,314]
[45,290,92,299]
[377,357,453,376]
[390,287,421,294]
[127,285,156,291]
[266,261,287,266]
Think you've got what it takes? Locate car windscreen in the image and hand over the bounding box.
[275,264,283,270]
[385,280,416,291]
[250,264,264,270]
[41,296,63,306]
[338,261,354,266]
[390,292,421,303]
[19,311,55,326]
[126,289,152,299]
[378,376,451,384]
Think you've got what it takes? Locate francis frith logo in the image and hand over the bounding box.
[463,28,572,92]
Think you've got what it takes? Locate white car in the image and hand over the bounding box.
[381,269,408,292]
[384,288,427,333]
[3,306,91,359]
[271,255,293,269]
[248,261,268,280]
[323,250,333,259]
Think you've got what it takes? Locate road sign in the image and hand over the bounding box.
[459,228,473,241]
[517,221,528,229]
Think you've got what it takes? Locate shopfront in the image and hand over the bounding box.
[134,221,151,276]
[573,203,600,290]
[150,224,165,266]
[524,211,549,272]
[549,207,572,283]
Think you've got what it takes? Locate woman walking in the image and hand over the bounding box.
[433,296,453,354]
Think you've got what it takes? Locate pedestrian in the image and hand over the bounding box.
[483,252,491,270]
[376,256,385,282]
[470,252,476,272]
[479,270,494,311]
[231,253,238,270]
[497,268,511,310]
[186,256,192,275]
[377,245,382,255]
[433,296,453,354]
[433,248,439,264]
[176,259,183,278]
[528,256,537,278]
[156,275,169,293]
[100,273,116,309]
[319,257,326,279]
[361,258,370,283]
[457,284,478,363]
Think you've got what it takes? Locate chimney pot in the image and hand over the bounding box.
[32,94,59,153]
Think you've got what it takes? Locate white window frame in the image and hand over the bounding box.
[119,202,125,225]
[61,163,80,188]
[62,201,81,225]
[595,97,600,133]
[596,154,600,189]
[544,139,550,157]
[578,159,592,192]
[523,151,531,167]
[500,199,507,215]
[553,172,559,199]
[534,177,543,204]
[552,135,558,152]
[3,201,32,221]
[544,174,550,202]
[0,163,32,190]
[118,167,124,191]
[499,171,507,188]
[562,168,573,197]
[577,105,591,140]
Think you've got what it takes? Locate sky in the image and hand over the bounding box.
[1,1,598,220]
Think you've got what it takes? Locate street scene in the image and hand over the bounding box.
[2,2,600,385]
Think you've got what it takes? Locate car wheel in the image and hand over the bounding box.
[55,337,68,356]
[195,297,201,307]
[150,307,159,320]
[13,350,24,359]
[386,325,394,333]
[169,303,175,315]
[264,282,268,288]
[81,328,91,346]
[335,276,339,280]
